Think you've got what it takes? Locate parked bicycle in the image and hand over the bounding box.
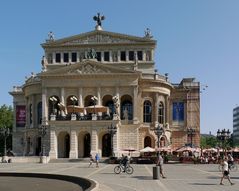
[114,163,134,174]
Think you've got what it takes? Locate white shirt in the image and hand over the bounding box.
[223,161,229,171]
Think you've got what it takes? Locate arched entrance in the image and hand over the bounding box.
[144,136,152,147]
[84,133,91,157]
[36,137,41,156]
[102,133,111,157]
[58,132,70,158]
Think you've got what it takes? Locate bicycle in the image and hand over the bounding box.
[114,163,134,174]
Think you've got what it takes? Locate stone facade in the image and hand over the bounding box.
[9,17,200,160]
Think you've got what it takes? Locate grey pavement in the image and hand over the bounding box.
[0,162,238,191]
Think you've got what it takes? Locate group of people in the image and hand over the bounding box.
[220,154,235,185]
[88,153,100,168]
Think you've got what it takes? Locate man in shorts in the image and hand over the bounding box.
[220,157,234,185]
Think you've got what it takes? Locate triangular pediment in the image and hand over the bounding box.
[40,60,139,77]
[42,30,155,47]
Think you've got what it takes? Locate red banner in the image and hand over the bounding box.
[16,105,26,127]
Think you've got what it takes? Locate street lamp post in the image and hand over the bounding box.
[108,123,117,157]
[217,129,231,155]
[39,117,49,163]
[187,127,196,147]
[0,127,11,163]
[153,124,164,155]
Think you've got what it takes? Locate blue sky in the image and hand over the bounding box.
[0,0,238,135]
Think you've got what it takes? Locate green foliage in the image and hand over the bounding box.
[0,104,13,155]
[200,136,217,148]
[0,104,13,129]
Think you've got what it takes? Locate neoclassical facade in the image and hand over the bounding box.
[10,15,200,160]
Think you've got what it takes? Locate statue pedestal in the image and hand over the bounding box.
[40,156,48,164]
[92,114,97,120]
[50,114,56,121]
[71,114,77,121]
[113,114,119,120]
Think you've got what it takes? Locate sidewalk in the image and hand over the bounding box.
[0,162,238,191]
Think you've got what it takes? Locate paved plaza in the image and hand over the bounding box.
[0,162,238,191]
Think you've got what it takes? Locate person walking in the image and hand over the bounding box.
[95,153,100,168]
[220,157,234,185]
[157,153,166,178]
[88,154,94,167]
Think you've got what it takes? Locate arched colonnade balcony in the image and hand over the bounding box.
[46,94,133,122]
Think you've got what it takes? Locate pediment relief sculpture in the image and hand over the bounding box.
[67,63,111,74]
[63,34,136,45]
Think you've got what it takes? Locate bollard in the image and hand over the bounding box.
[153,166,160,179]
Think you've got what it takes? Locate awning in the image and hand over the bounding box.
[85,105,108,113]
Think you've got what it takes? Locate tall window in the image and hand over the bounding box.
[71,52,77,62]
[55,53,61,63]
[96,52,101,61]
[158,102,164,124]
[129,51,134,61]
[120,51,126,61]
[64,53,69,62]
[104,52,109,61]
[143,100,152,123]
[121,100,133,120]
[137,51,143,61]
[37,102,42,124]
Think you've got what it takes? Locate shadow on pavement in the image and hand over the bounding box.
[131,176,152,180]
[190,183,218,186]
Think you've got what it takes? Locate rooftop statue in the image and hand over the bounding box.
[93,13,105,30]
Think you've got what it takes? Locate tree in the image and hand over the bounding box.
[200,135,217,148]
[0,104,13,155]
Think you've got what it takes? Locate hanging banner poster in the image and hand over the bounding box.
[16,105,26,127]
[173,102,184,122]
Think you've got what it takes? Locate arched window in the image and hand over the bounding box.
[37,102,42,124]
[143,100,152,123]
[105,100,114,118]
[158,102,164,124]
[121,100,133,120]
[144,136,152,147]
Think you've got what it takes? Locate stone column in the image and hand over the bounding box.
[109,51,113,62]
[165,95,169,124]
[70,130,78,159]
[115,87,120,119]
[42,88,48,120]
[126,50,129,61]
[155,93,159,126]
[60,88,65,116]
[117,50,120,62]
[60,52,63,63]
[101,51,104,62]
[77,52,80,62]
[143,50,146,61]
[69,52,72,63]
[49,130,57,159]
[90,129,98,156]
[52,52,56,64]
[97,87,101,105]
[78,88,83,106]
[133,86,138,124]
